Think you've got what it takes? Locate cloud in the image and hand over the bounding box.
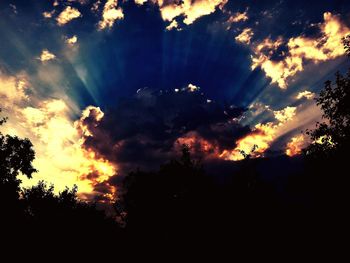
[251,37,298,89]
[166,20,179,31]
[21,101,117,202]
[296,90,315,100]
[67,0,89,4]
[0,73,28,105]
[43,10,55,18]
[273,106,296,123]
[21,102,117,202]
[75,106,105,138]
[0,71,319,201]
[285,134,306,156]
[56,6,82,26]
[77,87,249,180]
[38,49,56,62]
[66,35,78,45]
[91,0,102,12]
[235,28,254,44]
[220,122,275,160]
[134,0,147,5]
[9,4,17,14]
[136,0,227,28]
[220,105,309,160]
[98,0,124,30]
[0,71,117,202]
[187,83,200,92]
[227,10,248,24]
[250,12,350,89]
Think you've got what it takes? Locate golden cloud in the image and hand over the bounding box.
[285,134,306,156]
[56,6,82,26]
[1,73,117,202]
[0,73,28,105]
[296,90,315,100]
[273,106,296,123]
[135,0,147,5]
[18,101,117,201]
[220,123,275,161]
[166,20,179,31]
[136,0,227,27]
[75,105,104,138]
[220,105,301,160]
[98,0,124,30]
[235,28,254,44]
[43,10,55,18]
[172,104,298,162]
[38,49,56,62]
[187,83,200,92]
[66,35,78,46]
[251,12,350,89]
[227,11,248,23]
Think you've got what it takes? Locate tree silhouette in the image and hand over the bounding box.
[299,61,350,238]
[0,110,37,222]
[305,70,350,158]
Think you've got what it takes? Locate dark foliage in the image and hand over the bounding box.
[305,70,350,158]
[0,117,37,223]
[344,34,350,57]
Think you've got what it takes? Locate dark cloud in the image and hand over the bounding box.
[81,88,250,183]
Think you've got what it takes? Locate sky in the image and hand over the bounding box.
[0,0,350,202]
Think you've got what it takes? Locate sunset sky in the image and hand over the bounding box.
[1,0,349,202]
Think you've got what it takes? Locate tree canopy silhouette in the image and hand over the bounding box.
[305,70,350,158]
[0,110,37,221]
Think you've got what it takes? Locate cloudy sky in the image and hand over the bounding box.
[1,0,349,202]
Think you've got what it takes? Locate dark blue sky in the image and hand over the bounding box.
[1,0,349,110]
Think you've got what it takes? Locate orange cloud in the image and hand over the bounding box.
[220,123,275,161]
[220,106,300,160]
[235,28,254,44]
[285,134,306,156]
[98,0,124,30]
[176,132,221,157]
[227,11,248,24]
[56,6,82,26]
[251,12,350,89]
